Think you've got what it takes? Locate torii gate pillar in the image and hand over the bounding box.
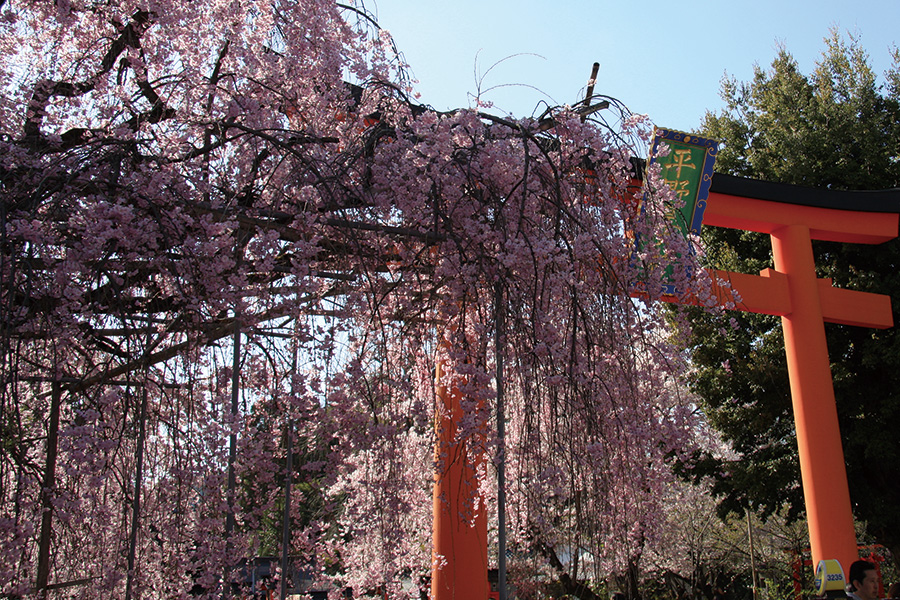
[431,356,489,600]
[772,223,858,571]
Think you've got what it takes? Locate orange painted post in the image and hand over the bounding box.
[770,224,859,571]
[432,356,489,600]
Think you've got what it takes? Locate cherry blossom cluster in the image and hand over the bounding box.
[0,0,706,597]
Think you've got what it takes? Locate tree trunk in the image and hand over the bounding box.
[125,378,150,600]
[624,558,642,600]
[35,377,62,597]
[540,543,604,600]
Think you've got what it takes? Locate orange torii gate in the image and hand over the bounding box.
[703,173,896,575]
[431,172,899,600]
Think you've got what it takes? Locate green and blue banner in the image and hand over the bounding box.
[649,128,718,238]
[635,128,718,296]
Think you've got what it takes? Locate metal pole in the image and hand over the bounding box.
[225,319,240,537]
[496,281,507,600]
[224,318,241,595]
[279,417,293,600]
[280,331,300,600]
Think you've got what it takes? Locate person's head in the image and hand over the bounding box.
[849,560,878,600]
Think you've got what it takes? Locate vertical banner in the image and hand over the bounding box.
[649,128,718,237]
[635,128,718,295]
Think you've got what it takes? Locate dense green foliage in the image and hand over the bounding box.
[678,30,900,561]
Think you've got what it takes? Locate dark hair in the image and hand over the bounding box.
[849,560,876,590]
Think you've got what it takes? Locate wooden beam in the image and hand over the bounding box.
[818,278,894,329]
[707,268,790,316]
[704,192,899,244]
[704,269,894,329]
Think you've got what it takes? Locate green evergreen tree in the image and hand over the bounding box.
[678,30,900,565]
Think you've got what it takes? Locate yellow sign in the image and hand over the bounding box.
[814,559,845,597]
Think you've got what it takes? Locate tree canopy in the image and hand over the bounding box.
[0,0,704,597]
[681,29,900,563]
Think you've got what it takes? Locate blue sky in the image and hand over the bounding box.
[370,1,900,135]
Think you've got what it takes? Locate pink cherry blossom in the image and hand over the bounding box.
[0,0,707,597]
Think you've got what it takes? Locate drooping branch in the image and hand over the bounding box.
[0,2,705,597]
[23,10,161,150]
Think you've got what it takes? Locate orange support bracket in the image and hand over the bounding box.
[708,268,893,329]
